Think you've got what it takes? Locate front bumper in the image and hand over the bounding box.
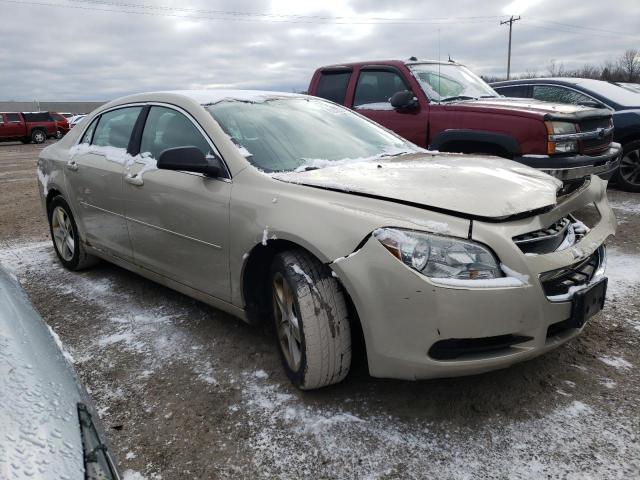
[515,143,621,181]
[331,176,616,380]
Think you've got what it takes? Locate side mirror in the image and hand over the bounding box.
[390,90,418,110]
[157,146,221,177]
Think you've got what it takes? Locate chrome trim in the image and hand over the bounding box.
[125,216,222,250]
[549,126,614,142]
[80,201,125,218]
[541,157,620,181]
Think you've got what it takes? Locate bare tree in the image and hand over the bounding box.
[618,49,640,82]
[519,68,539,79]
[546,59,567,77]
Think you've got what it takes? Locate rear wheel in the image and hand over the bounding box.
[31,129,46,144]
[270,250,351,390]
[48,196,98,270]
[616,140,640,192]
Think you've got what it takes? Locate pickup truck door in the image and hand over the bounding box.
[348,67,430,147]
[0,113,26,139]
[65,106,143,262]
[122,105,232,301]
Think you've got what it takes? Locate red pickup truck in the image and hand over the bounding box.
[0,112,58,144]
[308,59,621,185]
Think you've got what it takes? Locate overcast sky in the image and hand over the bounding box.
[0,0,638,101]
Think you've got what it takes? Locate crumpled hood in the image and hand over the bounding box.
[273,154,563,219]
[445,97,610,120]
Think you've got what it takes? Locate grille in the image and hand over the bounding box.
[513,217,571,254]
[540,247,604,298]
[579,118,612,155]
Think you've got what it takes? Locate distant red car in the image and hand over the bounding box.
[308,59,621,184]
[50,112,70,138]
[0,112,58,144]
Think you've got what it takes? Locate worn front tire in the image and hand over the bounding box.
[48,196,98,271]
[270,249,351,390]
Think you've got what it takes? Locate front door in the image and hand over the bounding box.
[350,68,429,147]
[64,106,143,262]
[122,105,232,301]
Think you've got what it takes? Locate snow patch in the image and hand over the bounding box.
[354,102,394,111]
[262,226,269,246]
[46,325,75,364]
[598,355,632,370]
[291,264,313,284]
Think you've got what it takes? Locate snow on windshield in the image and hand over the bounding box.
[410,64,498,102]
[207,98,422,173]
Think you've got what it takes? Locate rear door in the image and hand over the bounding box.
[65,106,143,262]
[122,104,232,301]
[350,67,429,147]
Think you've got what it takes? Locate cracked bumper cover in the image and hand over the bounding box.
[330,177,616,380]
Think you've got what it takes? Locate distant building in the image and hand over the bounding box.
[0,101,106,114]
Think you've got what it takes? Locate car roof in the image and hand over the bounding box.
[316,59,462,70]
[155,89,304,105]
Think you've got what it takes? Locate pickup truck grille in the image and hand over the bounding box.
[579,118,613,155]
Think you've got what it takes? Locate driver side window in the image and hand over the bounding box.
[140,107,213,160]
[353,70,409,109]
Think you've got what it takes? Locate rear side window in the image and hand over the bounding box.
[315,71,351,104]
[6,113,21,122]
[354,70,408,108]
[140,106,213,160]
[532,85,593,105]
[496,85,531,98]
[23,112,53,122]
[92,107,142,149]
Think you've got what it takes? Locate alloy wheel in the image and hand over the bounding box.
[272,272,302,371]
[51,206,75,261]
[620,148,640,186]
[34,131,45,143]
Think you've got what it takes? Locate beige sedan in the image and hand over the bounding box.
[37,90,616,389]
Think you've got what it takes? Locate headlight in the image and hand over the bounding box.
[373,228,503,280]
[545,121,578,154]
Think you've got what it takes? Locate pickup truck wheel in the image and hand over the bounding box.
[55,129,63,139]
[48,196,98,271]
[616,140,640,192]
[270,250,351,390]
[31,129,46,144]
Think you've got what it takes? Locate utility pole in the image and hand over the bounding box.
[500,15,521,79]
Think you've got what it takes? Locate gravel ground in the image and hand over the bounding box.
[1,141,639,479]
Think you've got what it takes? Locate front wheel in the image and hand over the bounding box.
[48,196,98,270]
[55,129,63,139]
[270,250,351,390]
[616,140,640,192]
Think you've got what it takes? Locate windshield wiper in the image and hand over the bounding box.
[378,151,415,158]
[440,95,477,102]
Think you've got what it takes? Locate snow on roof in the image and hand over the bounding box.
[161,89,304,105]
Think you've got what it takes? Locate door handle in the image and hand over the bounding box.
[66,160,78,171]
[125,173,144,186]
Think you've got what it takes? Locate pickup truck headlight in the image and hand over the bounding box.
[545,121,578,154]
[373,228,503,280]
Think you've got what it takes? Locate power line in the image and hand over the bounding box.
[500,15,520,80]
[0,0,507,24]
